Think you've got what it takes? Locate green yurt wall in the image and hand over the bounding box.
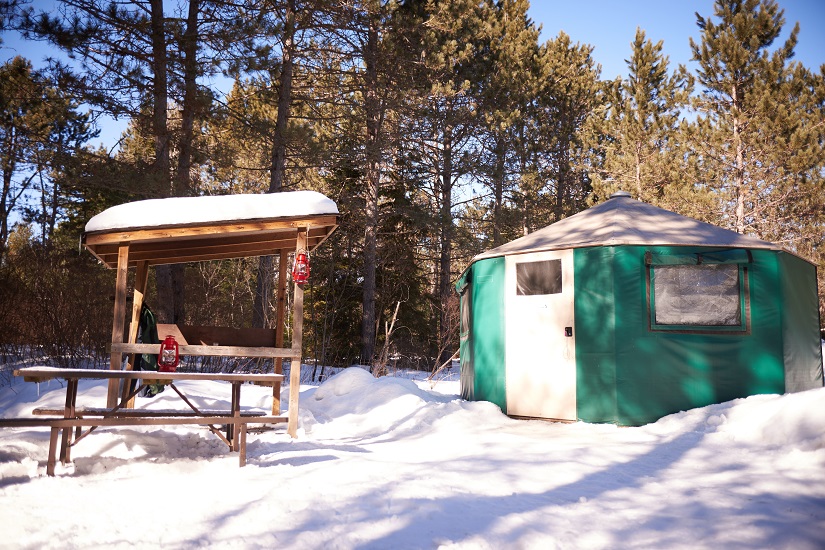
[458,256,506,411]
[457,193,823,427]
[574,245,817,426]
[779,252,823,392]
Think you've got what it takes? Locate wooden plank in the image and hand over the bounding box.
[96,237,298,265]
[91,228,334,259]
[32,407,268,418]
[84,216,338,248]
[47,427,59,476]
[108,244,129,408]
[110,343,298,358]
[86,223,338,268]
[92,231,299,258]
[0,416,287,428]
[91,233,334,268]
[156,325,276,347]
[155,324,190,345]
[239,424,247,466]
[288,229,307,437]
[275,249,288,348]
[14,367,285,384]
[273,249,288,415]
[123,260,149,408]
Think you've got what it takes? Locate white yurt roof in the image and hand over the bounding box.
[472,192,788,262]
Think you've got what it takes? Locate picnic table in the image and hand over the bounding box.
[4,367,287,476]
[0,192,340,475]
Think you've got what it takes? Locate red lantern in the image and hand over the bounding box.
[158,335,179,372]
[292,249,310,285]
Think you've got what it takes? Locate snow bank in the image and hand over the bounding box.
[84,190,338,232]
[1,368,824,549]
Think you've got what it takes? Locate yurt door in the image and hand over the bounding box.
[504,249,576,420]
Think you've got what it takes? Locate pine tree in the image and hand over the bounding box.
[398,0,494,366]
[477,0,540,246]
[532,32,602,224]
[689,0,824,241]
[588,28,692,205]
[0,57,96,261]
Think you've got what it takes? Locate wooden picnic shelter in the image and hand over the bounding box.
[82,191,339,437]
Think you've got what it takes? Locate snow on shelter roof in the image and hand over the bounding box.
[472,192,794,263]
[83,191,339,268]
[85,190,338,233]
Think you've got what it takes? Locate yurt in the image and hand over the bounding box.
[455,191,823,426]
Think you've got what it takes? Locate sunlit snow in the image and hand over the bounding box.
[1,355,823,549]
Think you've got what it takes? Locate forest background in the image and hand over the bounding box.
[0,0,823,379]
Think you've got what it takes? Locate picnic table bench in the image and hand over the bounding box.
[1,367,287,476]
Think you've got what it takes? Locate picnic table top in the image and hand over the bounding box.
[14,367,284,384]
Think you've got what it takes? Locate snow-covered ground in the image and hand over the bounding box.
[1,363,824,549]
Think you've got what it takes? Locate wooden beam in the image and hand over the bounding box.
[84,218,338,268]
[288,230,307,437]
[89,232,334,268]
[273,249,288,415]
[122,260,149,408]
[110,343,299,358]
[275,250,288,347]
[156,324,276,347]
[84,216,338,247]
[107,244,129,408]
[14,367,285,384]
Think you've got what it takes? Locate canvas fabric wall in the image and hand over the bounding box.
[575,246,822,426]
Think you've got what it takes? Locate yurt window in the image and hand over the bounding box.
[516,259,562,295]
[649,263,747,331]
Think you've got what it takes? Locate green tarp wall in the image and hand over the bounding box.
[457,257,506,410]
[459,245,822,426]
[575,245,822,425]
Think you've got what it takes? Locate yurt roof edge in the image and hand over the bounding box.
[467,194,812,266]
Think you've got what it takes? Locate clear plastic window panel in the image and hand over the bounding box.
[653,264,741,326]
[460,288,470,336]
[516,259,562,296]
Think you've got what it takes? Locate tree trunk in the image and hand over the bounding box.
[361,13,381,366]
[253,0,295,328]
[149,0,176,324]
[733,84,746,234]
[555,137,569,222]
[163,0,201,326]
[176,0,198,197]
[438,126,454,366]
[492,134,505,246]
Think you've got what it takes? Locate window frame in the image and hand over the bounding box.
[645,256,751,335]
[515,258,563,296]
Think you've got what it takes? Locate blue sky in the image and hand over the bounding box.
[527,0,825,80]
[2,0,823,149]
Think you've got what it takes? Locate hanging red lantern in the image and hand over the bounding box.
[292,249,310,285]
[158,335,180,372]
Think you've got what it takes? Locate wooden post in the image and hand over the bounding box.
[272,249,288,415]
[122,260,149,408]
[287,230,306,437]
[107,244,130,408]
[275,249,288,348]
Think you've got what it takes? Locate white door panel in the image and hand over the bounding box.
[505,249,576,420]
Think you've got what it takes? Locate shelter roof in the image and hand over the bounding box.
[83,191,339,268]
[472,192,794,262]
